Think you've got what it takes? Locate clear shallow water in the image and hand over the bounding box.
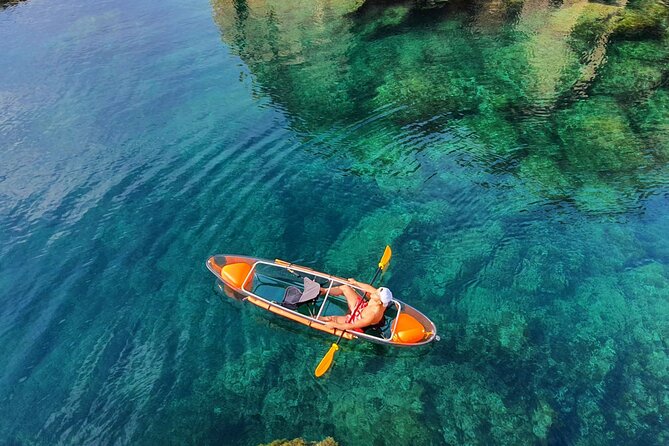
[1,0,668,444]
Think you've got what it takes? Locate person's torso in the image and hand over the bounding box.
[361,303,384,324]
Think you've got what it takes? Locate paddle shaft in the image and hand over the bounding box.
[314,246,392,378]
[369,267,382,287]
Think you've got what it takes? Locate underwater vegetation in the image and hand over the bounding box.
[135,209,669,445]
[260,438,339,446]
[213,0,669,214]
[614,0,669,38]
[185,1,669,444]
[114,2,669,444]
[1,0,668,444]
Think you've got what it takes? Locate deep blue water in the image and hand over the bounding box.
[1,0,669,444]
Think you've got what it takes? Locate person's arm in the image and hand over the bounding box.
[347,278,377,295]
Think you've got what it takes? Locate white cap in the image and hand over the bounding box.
[378,287,393,307]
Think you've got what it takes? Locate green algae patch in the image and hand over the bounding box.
[415,363,536,445]
[572,183,626,214]
[211,0,669,213]
[532,400,556,441]
[569,3,621,57]
[593,38,668,97]
[260,437,338,446]
[414,222,505,299]
[328,372,431,445]
[519,155,573,198]
[514,244,571,294]
[634,88,669,161]
[324,206,412,275]
[557,97,645,173]
[614,0,669,39]
[518,0,595,101]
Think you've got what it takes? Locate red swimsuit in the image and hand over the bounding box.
[347,298,368,332]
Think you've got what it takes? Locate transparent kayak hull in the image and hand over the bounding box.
[206,254,437,347]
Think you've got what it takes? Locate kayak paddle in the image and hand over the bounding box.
[314,245,392,378]
[370,245,392,285]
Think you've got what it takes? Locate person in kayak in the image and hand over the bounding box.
[319,278,393,331]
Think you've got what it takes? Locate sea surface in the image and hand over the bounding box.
[1,0,668,444]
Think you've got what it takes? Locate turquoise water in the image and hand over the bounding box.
[1,0,669,444]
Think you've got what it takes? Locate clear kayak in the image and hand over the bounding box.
[206,254,437,346]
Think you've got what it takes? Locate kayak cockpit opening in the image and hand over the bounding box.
[244,261,414,341]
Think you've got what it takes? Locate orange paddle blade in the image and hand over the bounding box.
[379,245,392,270]
[315,343,339,377]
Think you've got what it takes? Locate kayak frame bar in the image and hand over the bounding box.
[316,280,334,320]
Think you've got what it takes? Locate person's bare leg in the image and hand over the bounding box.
[321,285,345,296]
[340,285,362,313]
[318,285,361,322]
[319,314,348,323]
